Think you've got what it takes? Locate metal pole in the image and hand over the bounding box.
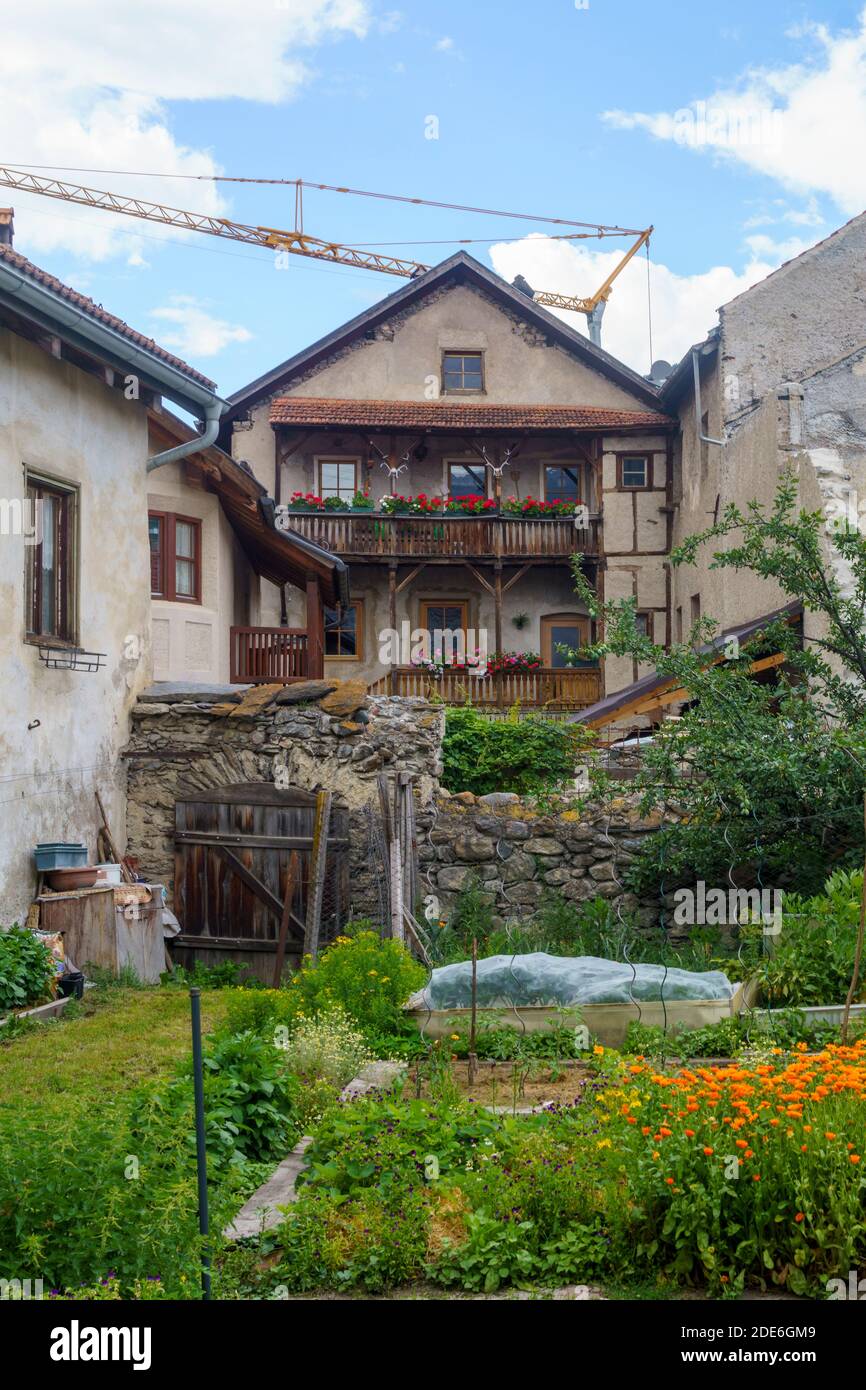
[189,987,211,1300]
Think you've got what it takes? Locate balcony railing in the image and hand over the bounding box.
[283,511,599,560]
[230,626,309,685]
[368,665,602,710]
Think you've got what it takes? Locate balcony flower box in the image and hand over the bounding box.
[411,650,489,678]
[444,494,496,515]
[380,493,445,515]
[502,496,580,517]
[485,651,544,675]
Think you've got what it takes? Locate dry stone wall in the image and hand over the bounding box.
[125,684,668,928]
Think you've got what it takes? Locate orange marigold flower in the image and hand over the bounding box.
[703,1147,714,1156]
[753,1174,761,1181]
[825,1132,837,1140]
[735,1139,748,1149]
[850,1155,861,1164]
[665,1177,675,1185]
[795,1213,805,1223]
[685,1129,695,1138]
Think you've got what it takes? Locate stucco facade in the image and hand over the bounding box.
[0,329,153,922]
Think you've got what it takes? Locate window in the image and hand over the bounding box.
[318,458,358,502]
[690,593,701,626]
[420,601,469,649]
[442,352,484,393]
[541,614,592,669]
[676,605,683,642]
[148,512,201,603]
[25,472,78,643]
[635,611,654,640]
[543,464,582,504]
[447,462,487,499]
[618,455,651,489]
[324,601,364,659]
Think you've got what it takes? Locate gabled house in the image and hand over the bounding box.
[222,252,676,707]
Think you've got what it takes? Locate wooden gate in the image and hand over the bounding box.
[173,782,349,982]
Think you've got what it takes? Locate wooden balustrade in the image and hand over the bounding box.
[230,627,309,685]
[368,665,602,710]
[284,511,599,560]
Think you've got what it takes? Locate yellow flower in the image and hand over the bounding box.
[593,1045,605,1056]
[596,1138,612,1150]
[450,1034,460,1041]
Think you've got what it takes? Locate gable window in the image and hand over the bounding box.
[447,462,487,499]
[618,454,651,489]
[149,512,201,603]
[543,464,582,504]
[324,600,364,659]
[25,471,78,643]
[442,352,484,393]
[318,459,358,502]
[541,614,592,668]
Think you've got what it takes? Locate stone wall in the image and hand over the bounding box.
[125,682,443,908]
[125,682,668,932]
[416,790,668,930]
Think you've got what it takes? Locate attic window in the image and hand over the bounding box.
[442,351,484,393]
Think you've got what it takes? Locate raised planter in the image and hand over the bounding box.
[0,995,72,1028]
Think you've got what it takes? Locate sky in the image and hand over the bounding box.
[3,0,866,396]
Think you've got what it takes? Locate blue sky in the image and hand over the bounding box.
[4,0,866,393]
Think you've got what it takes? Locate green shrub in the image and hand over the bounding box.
[286,928,426,1037]
[441,707,583,796]
[758,868,865,1006]
[0,926,56,1012]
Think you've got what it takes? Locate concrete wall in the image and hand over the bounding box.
[0,330,153,922]
[147,461,252,683]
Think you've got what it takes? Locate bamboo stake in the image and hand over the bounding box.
[841,791,866,1045]
[468,936,478,1086]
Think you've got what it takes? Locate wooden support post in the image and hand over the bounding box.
[272,851,299,987]
[303,792,331,961]
[494,562,503,703]
[305,575,323,678]
[388,561,398,695]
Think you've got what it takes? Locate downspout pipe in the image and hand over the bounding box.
[692,348,725,448]
[146,401,226,472]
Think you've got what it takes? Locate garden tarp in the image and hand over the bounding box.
[408,953,734,1011]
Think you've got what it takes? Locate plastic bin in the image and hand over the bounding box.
[34,843,88,871]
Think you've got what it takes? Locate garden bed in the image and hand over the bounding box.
[403,1058,593,1107]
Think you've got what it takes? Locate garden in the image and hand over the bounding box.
[2,476,866,1303]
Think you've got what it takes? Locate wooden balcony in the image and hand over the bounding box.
[230,626,309,685]
[368,665,602,710]
[284,511,599,562]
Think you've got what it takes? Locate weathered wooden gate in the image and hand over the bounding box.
[172,782,349,982]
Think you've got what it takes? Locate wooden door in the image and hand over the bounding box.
[173,783,348,982]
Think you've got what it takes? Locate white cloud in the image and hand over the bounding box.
[602,6,866,215]
[435,36,455,51]
[149,296,252,357]
[489,234,788,374]
[0,1,371,259]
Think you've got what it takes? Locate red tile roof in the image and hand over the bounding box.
[0,242,216,389]
[269,396,673,431]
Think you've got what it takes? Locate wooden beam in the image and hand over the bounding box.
[303,791,332,961]
[212,845,306,938]
[502,563,532,595]
[396,563,426,594]
[273,850,300,986]
[463,562,494,595]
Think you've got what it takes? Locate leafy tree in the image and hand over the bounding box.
[568,472,866,896]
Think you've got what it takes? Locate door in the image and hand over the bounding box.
[173,783,348,982]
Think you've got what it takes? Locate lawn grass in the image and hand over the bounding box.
[0,984,233,1112]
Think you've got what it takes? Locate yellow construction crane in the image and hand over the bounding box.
[0,165,651,345]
